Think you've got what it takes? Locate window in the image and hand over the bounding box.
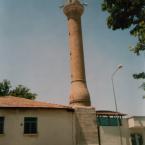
[96,116,122,126]
[24,117,37,134]
[0,117,4,134]
[131,133,143,145]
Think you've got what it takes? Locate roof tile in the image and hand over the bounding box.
[0,96,73,110]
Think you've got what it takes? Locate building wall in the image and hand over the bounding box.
[128,117,145,128]
[1,108,145,145]
[0,108,75,145]
[128,117,145,145]
[98,118,145,145]
[98,119,132,145]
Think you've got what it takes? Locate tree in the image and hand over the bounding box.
[0,80,11,96]
[102,0,145,55]
[10,85,36,100]
[133,72,145,94]
[0,79,37,100]
[101,0,145,94]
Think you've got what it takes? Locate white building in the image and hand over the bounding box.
[0,96,75,145]
[96,111,145,145]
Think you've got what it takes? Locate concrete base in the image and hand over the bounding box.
[74,107,99,145]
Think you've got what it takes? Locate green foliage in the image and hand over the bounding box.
[133,73,145,95]
[140,82,145,91]
[101,0,145,97]
[0,80,11,96]
[102,0,145,55]
[0,80,36,100]
[10,85,36,100]
[133,72,145,79]
[130,21,145,55]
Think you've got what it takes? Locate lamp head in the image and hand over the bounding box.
[117,64,123,69]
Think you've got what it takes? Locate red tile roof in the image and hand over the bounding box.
[0,96,73,110]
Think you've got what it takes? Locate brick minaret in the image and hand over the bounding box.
[63,0,91,106]
[63,1,98,144]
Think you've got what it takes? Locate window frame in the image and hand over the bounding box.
[131,133,143,145]
[0,117,4,134]
[24,117,38,134]
[96,116,122,126]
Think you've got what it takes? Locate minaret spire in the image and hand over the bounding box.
[63,0,91,106]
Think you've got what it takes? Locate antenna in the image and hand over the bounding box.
[59,0,65,9]
[81,0,88,6]
[82,2,88,6]
[59,0,88,9]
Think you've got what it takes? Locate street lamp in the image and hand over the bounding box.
[111,64,123,145]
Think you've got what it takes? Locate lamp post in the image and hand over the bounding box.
[111,64,123,145]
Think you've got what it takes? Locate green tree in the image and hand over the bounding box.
[133,72,145,94]
[0,80,11,96]
[10,85,36,100]
[101,0,145,93]
[102,0,145,55]
[0,80,36,100]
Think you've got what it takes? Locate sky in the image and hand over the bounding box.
[0,0,144,116]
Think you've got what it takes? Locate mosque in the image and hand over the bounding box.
[0,0,144,145]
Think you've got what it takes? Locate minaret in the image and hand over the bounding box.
[63,1,98,144]
[63,0,91,106]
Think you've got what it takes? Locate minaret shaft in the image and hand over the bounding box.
[64,2,91,106]
[68,16,86,82]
